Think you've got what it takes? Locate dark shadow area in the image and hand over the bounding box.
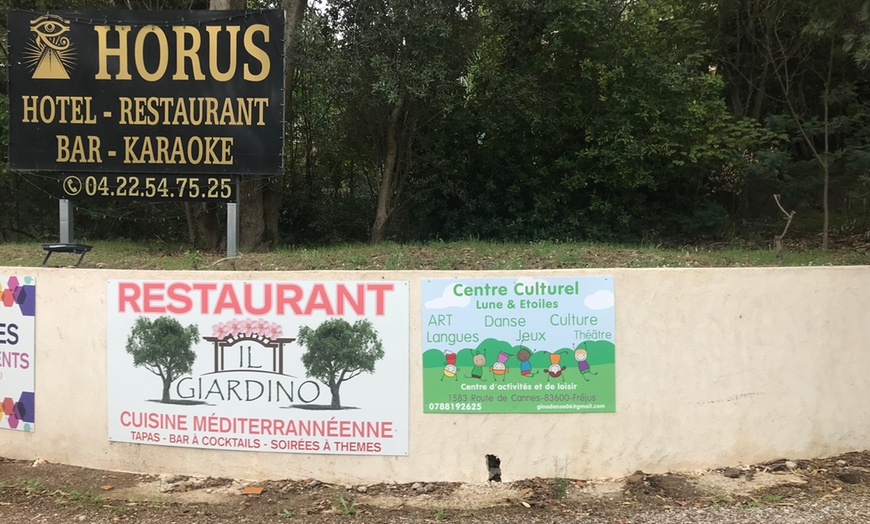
[486,454,502,482]
[147,399,210,406]
[282,404,361,411]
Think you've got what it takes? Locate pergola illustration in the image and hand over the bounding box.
[204,319,295,375]
[203,335,297,375]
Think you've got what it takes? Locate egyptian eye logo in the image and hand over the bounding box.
[26,14,75,79]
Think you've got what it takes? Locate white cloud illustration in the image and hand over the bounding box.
[425,285,471,309]
[514,276,549,289]
[584,289,614,310]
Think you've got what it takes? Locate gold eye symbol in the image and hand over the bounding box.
[27,14,74,79]
[30,15,69,47]
[31,15,70,40]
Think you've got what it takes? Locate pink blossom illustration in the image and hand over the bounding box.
[210,318,285,342]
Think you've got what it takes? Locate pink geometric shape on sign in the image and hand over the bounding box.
[2,397,14,416]
[7,412,19,429]
[6,276,20,291]
[1,289,14,307]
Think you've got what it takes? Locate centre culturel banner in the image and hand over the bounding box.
[7,10,284,175]
[0,276,36,432]
[107,280,409,456]
[421,276,615,413]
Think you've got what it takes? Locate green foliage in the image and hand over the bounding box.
[713,0,870,245]
[331,495,358,516]
[125,316,199,402]
[552,477,568,500]
[284,0,480,242]
[0,239,867,268]
[0,1,867,246]
[403,0,762,241]
[14,478,46,494]
[64,489,104,507]
[184,249,204,270]
[298,318,384,408]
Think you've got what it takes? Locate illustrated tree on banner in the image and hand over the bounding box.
[126,316,200,403]
[298,319,384,409]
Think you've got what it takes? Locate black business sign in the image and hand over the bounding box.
[8,10,284,175]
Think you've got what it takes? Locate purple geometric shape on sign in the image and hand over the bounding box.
[1,397,14,415]
[17,284,35,317]
[6,276,19,292]
[17,391,34,423]
[7,412,19,429]
[1,289,13,307]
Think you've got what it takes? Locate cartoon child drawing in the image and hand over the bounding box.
[489,351,511,381]
[574,344,598,382]
[546,351,568,381]
[516,347,538,377]
[441,350,459,381]
[465,350,487,381]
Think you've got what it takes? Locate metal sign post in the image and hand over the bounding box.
[227,202,239,258]
[59,198,73,243]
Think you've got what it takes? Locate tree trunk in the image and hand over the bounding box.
[821,41,832,250]
[330,384,341,409]
[208,0,307,251]
[209,0,239,9]
[270,0,310,249]
[184,0,246,249]
[822,164,829,249]
[239,176,266,249]
[371,93,406,243]
[284,0,308,97]
[761,8,834,251]
[184,203,221,249]
[162,377,172,403]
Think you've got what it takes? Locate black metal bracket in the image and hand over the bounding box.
[41,243,93,267]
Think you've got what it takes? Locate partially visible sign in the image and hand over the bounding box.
[0,276,36,432]
[422,276,615,413]
[107,280,409,455]
[60,174,237,202]
[8,10,284,175]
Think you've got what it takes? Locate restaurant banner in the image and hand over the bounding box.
[107,279,409,455]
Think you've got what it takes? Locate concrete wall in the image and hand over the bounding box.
[2,266,869,483]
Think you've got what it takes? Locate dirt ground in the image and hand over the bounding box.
[2,451,870,523]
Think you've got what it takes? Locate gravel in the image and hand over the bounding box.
[562,501,870,524]
[4,452,870,523]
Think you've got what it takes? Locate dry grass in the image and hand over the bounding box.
[5,239,868,271]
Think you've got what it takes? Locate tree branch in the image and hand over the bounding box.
[774,194,796,237]
[773,194,796,265]
[142,363,164,379]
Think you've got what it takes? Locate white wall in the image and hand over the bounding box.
[2,267,869,483]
